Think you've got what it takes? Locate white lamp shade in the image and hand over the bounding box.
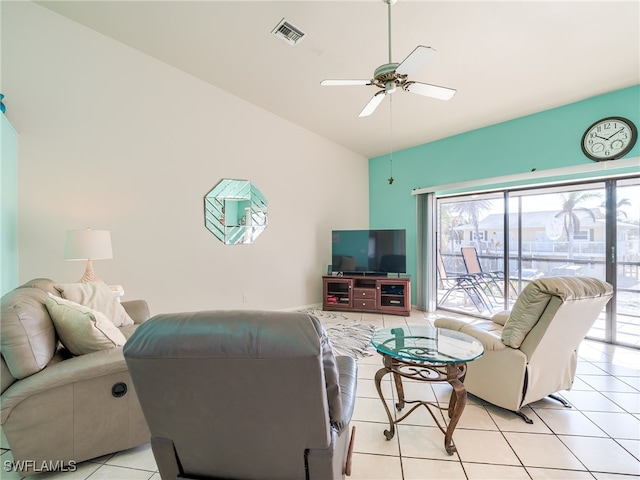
[64,229,113,261]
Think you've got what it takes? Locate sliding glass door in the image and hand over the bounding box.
[615,178,640,346]
[509,184,608,340]
[434,176,639,348]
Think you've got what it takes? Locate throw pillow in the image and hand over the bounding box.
[45,294,127,356]
[55,281,134,327]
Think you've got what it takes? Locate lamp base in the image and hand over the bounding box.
[79,259,101,283]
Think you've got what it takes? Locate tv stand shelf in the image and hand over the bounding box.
[322,275,411,316]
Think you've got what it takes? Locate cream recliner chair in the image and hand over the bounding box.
[124,310,357,480]
[435,276,613,422]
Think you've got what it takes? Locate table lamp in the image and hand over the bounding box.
[64,228,113,283]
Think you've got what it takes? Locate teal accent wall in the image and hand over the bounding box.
[369,85,640,297]
[1,114,19,295]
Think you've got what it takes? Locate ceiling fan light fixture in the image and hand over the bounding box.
[321,0,456,116]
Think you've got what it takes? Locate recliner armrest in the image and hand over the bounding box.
[459,326,506,352]
[434,318,506,352]
[121,300,150,324]
[434,317,468,331]
[1,347,128,423]
[491,310,510,326]
[334,355,357,434]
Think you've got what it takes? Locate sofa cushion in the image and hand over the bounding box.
[0,283,58,380]
[45,294,127,356]
[55,281,134,327]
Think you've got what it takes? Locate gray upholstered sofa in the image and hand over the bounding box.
[1,278,151,476]
[124,310,358,480]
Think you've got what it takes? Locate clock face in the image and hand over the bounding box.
[581,117,638,161]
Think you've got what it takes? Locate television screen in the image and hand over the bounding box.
[331,229,406,275]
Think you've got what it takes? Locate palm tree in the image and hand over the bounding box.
[601,197,632,221]
[555,191,601,259]
[439,204,464,253]
[452,199,493,251]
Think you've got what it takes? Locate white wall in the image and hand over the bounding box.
[2,2,369,314]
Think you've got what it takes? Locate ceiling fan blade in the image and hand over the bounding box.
[396,46,436,76]
[359,91,386,117]
[404,81,456,101]
[320,79,371,86]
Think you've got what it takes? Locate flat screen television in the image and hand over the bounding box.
[331,229,406,275]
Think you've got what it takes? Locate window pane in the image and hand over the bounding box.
[616,178,640,347]
[513,184,608,339]
[437,194,509,314]
[513,185,606,277]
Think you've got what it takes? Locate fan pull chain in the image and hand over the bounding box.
[388,94,394,185]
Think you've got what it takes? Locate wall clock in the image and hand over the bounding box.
[581,116,637,161]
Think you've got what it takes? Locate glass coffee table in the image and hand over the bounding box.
[371,325,484,455]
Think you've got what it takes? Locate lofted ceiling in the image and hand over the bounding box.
[36,0,640,159]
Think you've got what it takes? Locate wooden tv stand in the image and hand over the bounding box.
[322,275,411,316]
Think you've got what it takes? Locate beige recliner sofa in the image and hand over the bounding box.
[124,310,358,480]
[435,276,613,422]
[1,278,151,476]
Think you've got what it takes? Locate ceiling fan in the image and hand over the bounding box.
[321,0,456,117]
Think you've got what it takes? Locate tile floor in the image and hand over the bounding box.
[1,309,639,479]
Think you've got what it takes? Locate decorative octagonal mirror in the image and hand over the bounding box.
[204,179,268,244]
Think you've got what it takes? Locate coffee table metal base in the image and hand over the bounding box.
[374,354,467,455]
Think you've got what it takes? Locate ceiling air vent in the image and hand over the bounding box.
[272,18,306,46]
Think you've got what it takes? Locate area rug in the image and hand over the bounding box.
[298,308,376,358]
